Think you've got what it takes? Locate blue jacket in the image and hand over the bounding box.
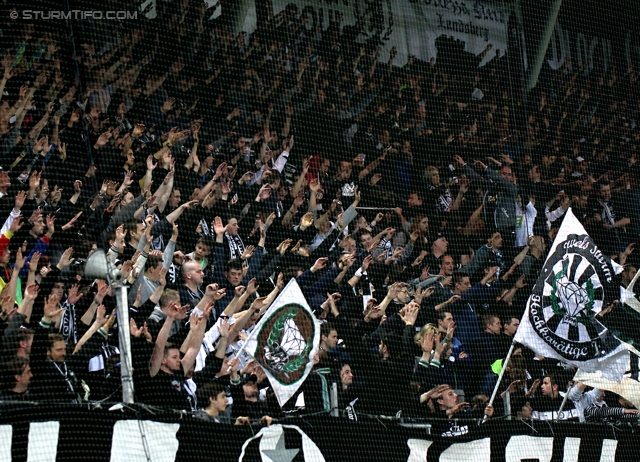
[446,281,506,346]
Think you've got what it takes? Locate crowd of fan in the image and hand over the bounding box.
[0,1,639,434]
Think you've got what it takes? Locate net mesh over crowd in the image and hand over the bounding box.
[1,0,640,460]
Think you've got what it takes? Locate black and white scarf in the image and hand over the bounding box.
[225,232,245,260]
[59,299,77,345]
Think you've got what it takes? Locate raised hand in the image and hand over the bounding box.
[291,239,303,254]
[241,245,255,260]
[211,287,226,301]
[239,171,253,184]
[309,178,321,192]
[213,216,226,236]
[246,278,259,295]
[399,302,420,326]
[300,212,314,229]
[13,248,26,271]
[95,279,109,304]
[24,283,40,301]
[218,318,230,338]
[146,155,157,171]
[9,215,23,233]
[276,239,293,256]
[205,283,219,298]
[158,267,168,288]
[133,284,143,307]
[104,309,117,330]
[67,284,83,304]
[361,254,373,272]
[214,161,228,180]
[527,379,541,397]
[167,302,190,320]
[311,257,329,273]
[28,251,41,273]
[446,402,470,418]
[130,318,142,337]
[123,170,134,187]
[1,295,16,320]
[264,212,276,228]
[45,214,55,236]
[474,160,487,170]
[257,183,271,201]
[14,190,26,211]
[43,293,62,319]
[293,193,305,209]
[161,97,176,113]
[95,129,113,148]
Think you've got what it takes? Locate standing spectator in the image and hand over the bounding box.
[456,155,518,258]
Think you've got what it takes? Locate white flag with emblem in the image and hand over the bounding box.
[514,208,628,381]
[243,279,321,406]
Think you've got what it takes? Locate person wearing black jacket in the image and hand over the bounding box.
[142,300,209,410]
[336,362,364,421]
[228,357,279,424]
[0,356,31,403]
[432,385,494,437]
[30,292,102,403]
[468,313,503,396]
[524,375,578,421]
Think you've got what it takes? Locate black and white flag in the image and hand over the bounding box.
[514,208,628,381]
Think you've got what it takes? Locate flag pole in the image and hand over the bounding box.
[556,384,572,419]
[226,341,250,373]
[483,343,515,422]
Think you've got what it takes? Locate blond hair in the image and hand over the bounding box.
[414,323,438,345]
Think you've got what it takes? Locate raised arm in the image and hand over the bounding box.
[181,302,212,375]
[149,301,182,377]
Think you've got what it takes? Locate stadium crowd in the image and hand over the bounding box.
[0,1,639,434]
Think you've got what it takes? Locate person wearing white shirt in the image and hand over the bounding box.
[567,381,603,422]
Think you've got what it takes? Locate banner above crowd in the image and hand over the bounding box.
[242,0,512,66]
